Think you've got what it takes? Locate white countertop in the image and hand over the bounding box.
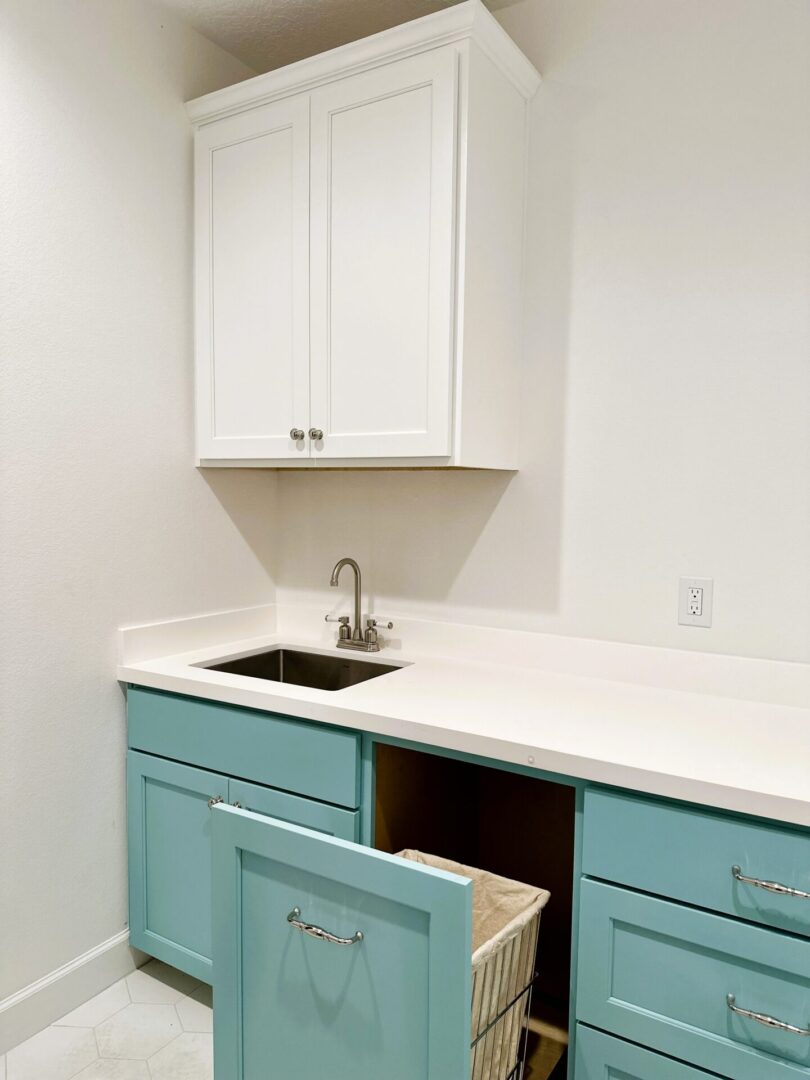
[118,604,810,828]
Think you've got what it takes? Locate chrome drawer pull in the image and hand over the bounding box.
[287,907,363,946]
[727,994,810,1037]
[732,865,810,900]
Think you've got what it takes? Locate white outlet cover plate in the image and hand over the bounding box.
[678,577,714,628]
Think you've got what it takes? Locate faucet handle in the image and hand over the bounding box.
[325,614,351,641]
[364,616,393,647]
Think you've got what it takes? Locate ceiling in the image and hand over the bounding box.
[158,0,471,74]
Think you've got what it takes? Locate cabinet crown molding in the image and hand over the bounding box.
[186,0,540,126]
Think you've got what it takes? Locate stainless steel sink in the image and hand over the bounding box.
[200,647,403,692]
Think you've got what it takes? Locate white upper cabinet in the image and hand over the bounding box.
[188,0,540,469]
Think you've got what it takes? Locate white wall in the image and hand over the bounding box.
[0,0,275,1013]
[277,0,810,664]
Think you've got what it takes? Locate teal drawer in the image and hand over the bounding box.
[127,687,361,808]
[575,1025,723,1079]
[584,788,810,937]
[229,778,360,841]
[577,879,810,1079]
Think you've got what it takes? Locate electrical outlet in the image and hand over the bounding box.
[678,577,713,628]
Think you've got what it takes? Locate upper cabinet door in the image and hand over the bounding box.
[195,96,310,461]
[309,48,458,459]
[212,805,472,1080]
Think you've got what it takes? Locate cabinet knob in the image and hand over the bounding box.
[309,428,324,441]
[207,795,224,809]
[290,428,305,441]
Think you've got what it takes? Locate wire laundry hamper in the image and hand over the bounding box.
[397,851,550,1080]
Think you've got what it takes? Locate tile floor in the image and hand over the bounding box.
[4,961,212,1080]
[2,959,568,1080]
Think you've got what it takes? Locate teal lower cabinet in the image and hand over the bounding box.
[128,751,225,981]
[577,878,810,1079]
[126,688,810,1080]
[575,1026,725,1079]
[128,750,362,984]
[211,804,473,1080]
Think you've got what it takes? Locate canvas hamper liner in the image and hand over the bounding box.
[398,851,551,1080]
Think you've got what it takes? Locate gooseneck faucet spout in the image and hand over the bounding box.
[330,557,363,641]
[327,557,392,652]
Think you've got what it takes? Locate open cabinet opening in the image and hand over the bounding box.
[374,743,576,1080]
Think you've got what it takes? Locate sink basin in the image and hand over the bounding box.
[200,647,403,692]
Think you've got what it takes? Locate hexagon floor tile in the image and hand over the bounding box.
[148,1033,213,1080]
[175,984,213,1034]
[125,961,200,1005]
[72,1062,150,1080]
[94,1003,181,1060]
[6,1025,97,1080]
[4,963,214,1080]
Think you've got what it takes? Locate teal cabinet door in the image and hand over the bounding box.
[577,879,810,1080]
[212,805,473,1080]
[575,1025,722,1079]
[128,750,226,982]
[228,778,360,841]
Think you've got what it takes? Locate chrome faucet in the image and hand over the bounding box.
[326,557,393,653]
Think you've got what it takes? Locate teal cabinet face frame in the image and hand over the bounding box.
[212,804,473,1080]
[577,878,810,1079]
[128,750,225,981]
[584,788,810,938]
[575,1025,720,1079]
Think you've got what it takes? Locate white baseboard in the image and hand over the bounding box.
[0,931,148,1055]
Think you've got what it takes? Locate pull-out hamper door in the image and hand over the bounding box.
[212,804,472,1080]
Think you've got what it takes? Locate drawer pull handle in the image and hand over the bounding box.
[207,795,224,809]
[727,994,810,1037]
[732,865,810,900]
[287,907,363,946]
